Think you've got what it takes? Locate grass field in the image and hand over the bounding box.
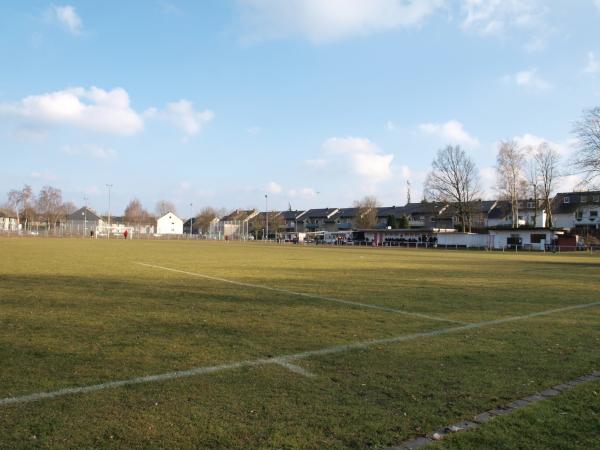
[1,238,599,449]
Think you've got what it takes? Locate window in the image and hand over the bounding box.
[564,197,570,204]
[575,211,583,220]
[591,211,598,218]
[581,196,588,203]
[531,234,546,244]
[527,202,534,208]
[594,196,600,203]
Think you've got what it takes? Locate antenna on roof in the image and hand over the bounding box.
[406,180,411,204]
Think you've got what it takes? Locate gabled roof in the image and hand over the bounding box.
[280,210,305,220]
[442,200,498,218]
[334,207,361,219]
[158,211,181,221]
[68,207,101,221]
[221,209,258,222]
[487,199,543,219]
[300,208,339,220]
[376,206,408,219]
[552,191,600,214]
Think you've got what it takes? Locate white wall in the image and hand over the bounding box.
[157,212,183,235]
[437,232,488,247]
[488,230,555,249]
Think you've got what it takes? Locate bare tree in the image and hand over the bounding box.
[425,145,481,232]
[534,143,560,228]
[7,185,33,231]
[525,158,540,227]
[353,196,379,229]
[36,186,63,230]
[155,200,177,217]
[195,207,219,234]
[572,107,600,186]
[7,190,21,229]
[124,199,151,229]
[496,140,526,228]
[62,201,77,216]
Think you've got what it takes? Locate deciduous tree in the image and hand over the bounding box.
[534,143,560,228]
[572,107,600,186]
[496,140,526,228]
[354,196,379,229]
[425,145,481,232]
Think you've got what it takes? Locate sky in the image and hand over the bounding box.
[1,0,600,216]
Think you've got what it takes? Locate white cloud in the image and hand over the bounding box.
[0,87,144,135]
[460,0,545,34]
[288,187,317,199]
[266,181,282,194]
[239,0,444,43]
[460,0,549,51]
[419,119,479,146]
[513,133,572,158]
[322,137,393,182]
[30,170,58,181]
[385,120,398,131]
[157,1,183,15]
[305,158,328,169]
[52,5,83,35]
[596,0,600,12]
[145,100,214,136]
[479,166,497,197]
[62,144,117,159]
[584,51,600,75]
[503,68,551,90]
[400,165,412,180]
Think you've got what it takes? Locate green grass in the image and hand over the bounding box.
[0,238,599,448]
[432,379,600,449]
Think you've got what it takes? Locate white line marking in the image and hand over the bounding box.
[136,262,466,325]
[2,300,599,407]
[272,359,315,378]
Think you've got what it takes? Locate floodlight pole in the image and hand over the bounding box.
[265,193,268,241]
[189,202,193,238]
[106,184,113,239]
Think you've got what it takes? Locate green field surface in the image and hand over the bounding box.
[1,238,599,449]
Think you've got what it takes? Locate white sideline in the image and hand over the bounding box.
[1,300,599,407]
[136,262,466,325]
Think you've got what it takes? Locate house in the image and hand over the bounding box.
[248,211,283,239]
[297,208,340,232]
[215,209,258,240]
[332,207,362,230]
[182,218,199,235]
[280,210,305,232]
[393,202,451,229]
[487,199,546,229]
[552,191,600,231]
[0,211,19,231]
[156,211,183,235]
[66,207,104,235]
[376,206,410,228]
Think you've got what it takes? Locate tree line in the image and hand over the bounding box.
[353,107,600,231]
[3,108,599,233]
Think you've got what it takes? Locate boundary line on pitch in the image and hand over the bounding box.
[1,300,599,407]
[136,262,466,325]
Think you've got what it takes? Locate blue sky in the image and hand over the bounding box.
[1,0,600,216]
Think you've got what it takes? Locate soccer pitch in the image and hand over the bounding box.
[1,238,599,449]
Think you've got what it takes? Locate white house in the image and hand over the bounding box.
[0,211,19,231]
[552,191,600,230]
[157,211,183,235]
[486,200,547,229]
